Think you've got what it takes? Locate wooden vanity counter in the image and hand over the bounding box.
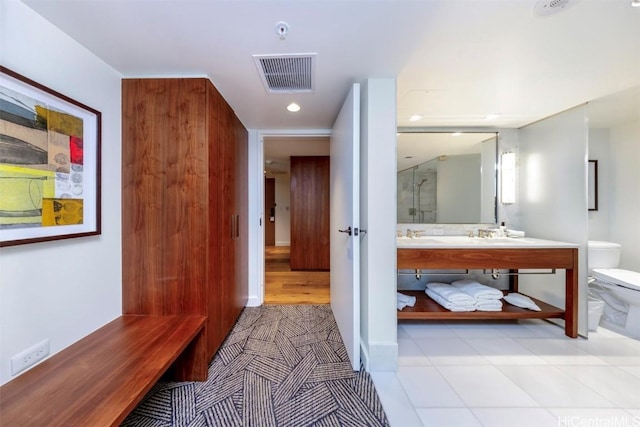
[397,238,579,338]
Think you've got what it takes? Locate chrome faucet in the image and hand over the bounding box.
[478,228,498,238]
[406,229,427,238]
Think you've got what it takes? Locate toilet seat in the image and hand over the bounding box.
[592,268,640,292]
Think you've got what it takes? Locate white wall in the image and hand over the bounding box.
[274,174,291,246]
[518,105,589,337]
[0,0,122,384]
[246,129,262,307]
[609,120,640,271]
[359,78,397,371]
[436,154,481,223]
[586,120,639,273]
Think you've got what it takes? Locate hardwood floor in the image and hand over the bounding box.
[264,246,330,304]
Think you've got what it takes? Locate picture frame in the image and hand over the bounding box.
[588,159,598,211]
[0,66,101,247]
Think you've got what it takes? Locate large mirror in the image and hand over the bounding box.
[397,132,498,224]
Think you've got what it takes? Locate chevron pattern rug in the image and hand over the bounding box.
[122,305,390,426]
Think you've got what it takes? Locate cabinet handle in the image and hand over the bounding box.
[231,214,235,239]
[236,214,240,238]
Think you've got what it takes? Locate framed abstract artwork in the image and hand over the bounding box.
[0,66,101,247]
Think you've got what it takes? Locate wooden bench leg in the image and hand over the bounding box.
[169,328,208,381]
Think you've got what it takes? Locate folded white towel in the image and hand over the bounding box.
[426,289,476,312]
[503,293,541,311]
[397,292,417,306]
[506,229,525,238]
[397,301,408,311]
[451,279,504,300]
[426,282,476,304]
[475,299,503,311]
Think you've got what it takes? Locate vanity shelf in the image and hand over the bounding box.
[397,245,579,337]
[398,290,564,320]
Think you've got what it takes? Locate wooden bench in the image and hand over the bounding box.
[0,315,207,426]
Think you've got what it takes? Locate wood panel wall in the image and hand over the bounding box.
[122,78,247,369]
[290,156,330,270]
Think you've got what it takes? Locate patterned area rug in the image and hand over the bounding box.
[122,305,390,426]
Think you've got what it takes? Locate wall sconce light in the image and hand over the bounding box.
[501,152,516,204]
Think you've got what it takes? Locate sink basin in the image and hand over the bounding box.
[396,236,445,245]
[396,235,578,249]
[396,235,539,248]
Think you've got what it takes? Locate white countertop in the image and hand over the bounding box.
[396,236,579,249]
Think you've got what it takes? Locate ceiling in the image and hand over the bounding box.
[21,0,639,177]
[22,0,640,133]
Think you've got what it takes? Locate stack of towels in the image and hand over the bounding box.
[397,292,417,310]
[425,279,504,312]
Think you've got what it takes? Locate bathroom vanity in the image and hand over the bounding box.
[397,237,579,338]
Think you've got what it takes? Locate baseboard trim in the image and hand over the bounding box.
[360,339,370,372]
[365,341,398,372]
[246,296,262,307]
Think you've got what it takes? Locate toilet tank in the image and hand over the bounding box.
[588,240,621,272]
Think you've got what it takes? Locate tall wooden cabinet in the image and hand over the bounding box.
[122,78,248,380]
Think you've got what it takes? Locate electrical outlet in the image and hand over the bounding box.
[11,339,50,376]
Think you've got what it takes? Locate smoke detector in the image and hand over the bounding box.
[275,21,289,39]
[534,0,574,16]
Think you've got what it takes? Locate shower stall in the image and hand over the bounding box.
[397,161,437,223]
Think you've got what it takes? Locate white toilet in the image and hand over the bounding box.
[588,240,640,338]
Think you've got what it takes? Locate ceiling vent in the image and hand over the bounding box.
[534,0,573,16]
[253,53,316,93]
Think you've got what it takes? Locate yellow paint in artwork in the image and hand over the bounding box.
[0,165,55,226]
[35,105,83,137]
[42,198,83,226]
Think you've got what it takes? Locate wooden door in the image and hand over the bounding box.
[206,81,225,356]
[264,178,276,246]
[290,156,330,270]
[122,78,208,317]
[216,86,236,352]
[233,113,248,319]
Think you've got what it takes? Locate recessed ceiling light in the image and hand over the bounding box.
[485,113,502,120]
[452,132,462,136]
[632,0,640,7]
[287,102,301,112]
[409,115,422,122]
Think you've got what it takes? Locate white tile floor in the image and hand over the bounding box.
[371,320,640,427]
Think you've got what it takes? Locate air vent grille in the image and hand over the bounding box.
[253,54,316,93]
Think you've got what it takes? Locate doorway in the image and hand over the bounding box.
[263,135,330,304]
